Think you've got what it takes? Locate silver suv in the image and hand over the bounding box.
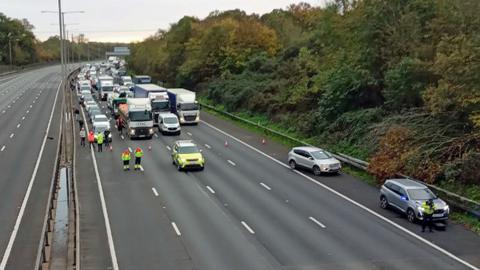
[288,146,341,175]
[380,179,449,224]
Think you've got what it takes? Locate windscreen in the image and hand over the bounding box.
[311,150,332,160]
[178,146,199,154]
[180,103,199,111]
[94,126,108,133]
[163,117,178,124]
[408,188,437,200]
[152,101,170,111]
[102,86,114,92]
[129,111,152,121]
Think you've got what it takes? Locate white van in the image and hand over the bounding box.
[158,113,181,135]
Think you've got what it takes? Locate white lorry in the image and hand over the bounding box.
[167,88,200,124]
[118,98,155,139]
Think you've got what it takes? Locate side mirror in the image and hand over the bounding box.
[400,196,409,201]
[308,157,314,161]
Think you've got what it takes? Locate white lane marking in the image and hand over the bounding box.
[260,182,271,191]
[32,100,35,104]
[9,133,14,139]
[166,146,171,151]
[2,110,5,114]
[227,160,236,166]
[187,132,192,136]
[7,105,10,108]
[241,221,255,234]
[16,124,20,128]
[0,81,62,269]
[139,165,144,172]
[0,145,5,152]
[205,144,211,149]
[201,120,480,270]
[80,106,119,270]
[12,100,15,104]
[171,222,182,236]
[206,186,216,194]
[26,110,29,114]
[152,187,159,197]
[154,133,158,138]
[128,147,132,153]
[309,216,326,228]
[22,116,25,120]
[120,135,124,140]
[29,105,32,108]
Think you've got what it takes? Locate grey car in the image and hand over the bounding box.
[288,146,341,175]
[380,179,449,224]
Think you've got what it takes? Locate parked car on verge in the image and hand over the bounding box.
[171,140,204,171]
[288,146,341,175]
[380,178,449,224]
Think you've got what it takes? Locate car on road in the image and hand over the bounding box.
[89,109,102,123]
[380,179,449,224]
[92,114,110,127]
[84,100,96,110]
[158,113,181,135]
[93,122,112,143]
[171,140,204,171]
[288,146,341,175]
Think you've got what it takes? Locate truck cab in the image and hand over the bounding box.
[167,88,200,124]
[119,98,155,139]
[133,84,170,126]
[98,75,114,101]
[132,75,152,84]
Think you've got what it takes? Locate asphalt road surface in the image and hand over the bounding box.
[75,94,480,270]
[0,66,63,270]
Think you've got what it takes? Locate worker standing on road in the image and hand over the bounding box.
[421,199,435,233]
[96,132,104,152]
[122,149,131,171]
[117,117,124,136]
[134,147,144,170]
[78,119,84,130]
[104,129,111,148]
[87,130,95,148]
[79,127,86,147]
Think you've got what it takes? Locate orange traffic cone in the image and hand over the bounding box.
[224,140,229,147]
[261,138,266,145]
[148,145,152,151]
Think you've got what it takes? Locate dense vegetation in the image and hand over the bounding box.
[0,12,124,66]
[128,0,480,191]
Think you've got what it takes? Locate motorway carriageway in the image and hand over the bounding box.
[74,92,480,270]
[0,66,64,270]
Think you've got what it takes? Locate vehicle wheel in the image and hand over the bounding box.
[313,166,321,176]
[177,164,182,171]
[289,160,297,169]
[379,196,389,209]
[407,208,416,223]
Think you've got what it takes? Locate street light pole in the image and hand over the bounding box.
[8,37,12,70]
[57,0,65,84]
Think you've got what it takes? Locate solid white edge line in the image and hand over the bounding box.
[0,81,62,270]
[309,216,326,228]
[227,160,236,166]
[200,120,480,270]
[171,222,181,236]
[187,132,192,136]
[241,221,255,234]
[205,144,211,149]
[152,187,159,197]
[206,186,216,194]
[80,106,120,270]
[260,182,272,191]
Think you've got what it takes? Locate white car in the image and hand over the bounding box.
[288,146,341,175]
[84,100,97,110]
[92,114,110,127]
[158,113,181,135]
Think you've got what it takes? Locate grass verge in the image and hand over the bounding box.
[201,100,480,236]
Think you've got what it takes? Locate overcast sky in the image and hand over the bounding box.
[1,0,325,43]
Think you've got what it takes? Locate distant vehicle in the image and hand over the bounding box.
[119,76,133,86]
[98,75,114,101]
[171,140,204,171]
[158,113,180,135]
[132,75,152,84]
[118,98,154,139]
[167,88,200,124]
[133,84,170,126]
[380,179,449,224]
[93,122,112,143]
[84,100,96,110]
[89,109,102,122]
[288,146,341,175]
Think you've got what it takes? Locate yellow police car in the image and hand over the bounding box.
[171,140,205,171]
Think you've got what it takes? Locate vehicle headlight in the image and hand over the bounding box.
[129,129,135,135]
[108,134,112,138]
[417,206,425,213]
[149,128,154,134]
[444,205,450,213]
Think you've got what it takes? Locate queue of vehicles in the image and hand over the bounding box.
[76,62,451,229]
